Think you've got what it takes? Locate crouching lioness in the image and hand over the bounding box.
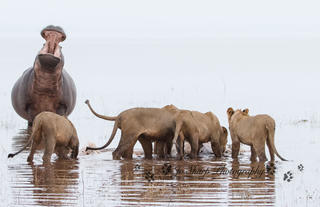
[227,108,287,162]
[8,112,79,163]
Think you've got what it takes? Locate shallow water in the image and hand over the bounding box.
[1,111,319,207]
[5,128,296,206]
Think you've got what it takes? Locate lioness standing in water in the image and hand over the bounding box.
[227,107,287,162]
[8,112,79,163]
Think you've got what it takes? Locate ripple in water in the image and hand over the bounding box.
[8,129,276,206]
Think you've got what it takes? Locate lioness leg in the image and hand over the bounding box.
[211,141,222,158]
[123,145,134,159]
[27,141,37,162]
[139,138,152,159]
[165,138,173,158]
[27,133,42,162]
[175,137,182,155]
[197,143,204,154]
[123,135,137,159]
[177,133,185,160]
[56,146,70,159]
[211,132,222,157]
[258,152,267,162]
[112,149,122,160]
[43,135,56,163]
[154,141,159,155]
[69,135,79,159]
[155,141,165,158]
[113,133,138,160]
[231,140,240,159]
[250,145,257,162]
[255,143,267,162]
[189,135,198,159]
[113,133,130,160]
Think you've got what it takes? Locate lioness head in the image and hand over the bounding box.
[220,126,228,153]
[163,104,179,113]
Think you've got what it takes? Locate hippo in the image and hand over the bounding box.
[11,25,76,126]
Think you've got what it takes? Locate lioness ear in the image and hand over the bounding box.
[242,108,249,115]
[222,126,227,134]
[227,107,234,116]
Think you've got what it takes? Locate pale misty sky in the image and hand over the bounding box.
[1,0,320,122]
[1,0,319,76]
[1,0,320,38]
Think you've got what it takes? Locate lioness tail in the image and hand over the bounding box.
[266,123,288,161]
[8,118,42,158]
[86,118,119,151]
[85,100,117,121]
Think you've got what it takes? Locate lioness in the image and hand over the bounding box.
[227,107,287,162]
[85,100,177,160]
[163,105,224,159]
[8,112,79,163]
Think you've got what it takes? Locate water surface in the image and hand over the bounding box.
[7,130,279,206]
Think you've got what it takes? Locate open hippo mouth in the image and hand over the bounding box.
[38,25,66,68]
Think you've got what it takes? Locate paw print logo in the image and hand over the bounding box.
[266,163,277,175]
[145,171,154,182]
[134,164,141,170]
[283,171,293,182]
[162,163,172,175]
[298,164,304,172]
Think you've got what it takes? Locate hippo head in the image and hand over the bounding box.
[36,25,66,71]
